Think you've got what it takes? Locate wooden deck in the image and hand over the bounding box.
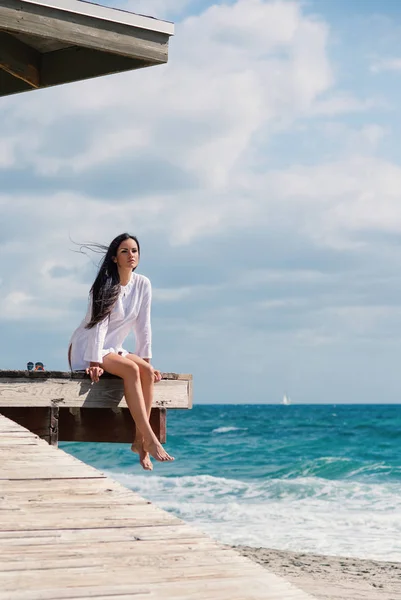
[0,414,316,600]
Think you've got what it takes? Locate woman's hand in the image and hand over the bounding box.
[86,362,104,383]
[153,369,162,383]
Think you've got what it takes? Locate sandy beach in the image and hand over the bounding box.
[234,546,401,600]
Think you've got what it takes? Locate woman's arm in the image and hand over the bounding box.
[134,278,152,360]
[83,293,109,364]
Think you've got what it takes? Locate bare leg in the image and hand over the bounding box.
[125,353,154,471]
[101,353,174,463]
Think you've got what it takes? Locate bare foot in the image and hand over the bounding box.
[131,441,153,471]
[143,439,174,462]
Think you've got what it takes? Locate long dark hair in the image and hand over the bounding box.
[83,233,140,329]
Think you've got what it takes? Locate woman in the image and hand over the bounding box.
[68,233,174,471]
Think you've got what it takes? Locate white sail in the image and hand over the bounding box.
[282,394,291,405]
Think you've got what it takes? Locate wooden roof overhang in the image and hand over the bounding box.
[0,0,174,98]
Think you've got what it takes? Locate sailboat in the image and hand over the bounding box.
[282,394,291,406]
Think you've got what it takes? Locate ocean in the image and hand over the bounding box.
[61,404,401,562]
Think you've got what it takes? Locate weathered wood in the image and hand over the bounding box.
[0,0,170,59]
[57,406,167,443]
[0,30,40,87]
[0,371,192,410]
[0,370,191,381]
[0,406,166,444]
[0,415,316,600]
[0,65,31,95]
[0,0,174,98]
[0,523,208,544]
[0,369,187,444]
[49,405,58,446]
[158,407,167,443]
[11,31,70,53]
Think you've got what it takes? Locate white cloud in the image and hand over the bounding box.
[232,154,401,250]
[239,269,328,285]
[0,137,17,168]
[322,123,387,154]
[309,93,381,116]
[1,0,395,344]
[153,282,223,302]
[370,57,401,73]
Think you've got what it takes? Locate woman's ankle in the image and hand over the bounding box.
[144,433,159,447]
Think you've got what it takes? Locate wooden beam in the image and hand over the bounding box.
[0,406,167,444]
[0,67,33,96]
[49,405,59,447]
[58,407,167,444]
[0,31,40,87]
[0,372,192,410]
[0,0,169,63]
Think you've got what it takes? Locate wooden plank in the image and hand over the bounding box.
[0,563,310,595]
[0,576,314,600]
[0,30,40,87]
[0,512,181,531]
[16,0,175,36]
[0,372,191,410]
[0,543,232,569]
[0,65,32,95]
[0,538,218,558]
[0,524,209,544]
[0,371,191,381]
[0,0,170,63]
[11,31,71,53]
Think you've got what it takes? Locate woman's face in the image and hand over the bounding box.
[114,238,140,270]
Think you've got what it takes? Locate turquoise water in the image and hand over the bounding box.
[61,404,401,561]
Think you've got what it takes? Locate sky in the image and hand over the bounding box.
[1,0,401,404]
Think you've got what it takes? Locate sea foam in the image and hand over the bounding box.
[212,426,247,434]
[107,471,401,562]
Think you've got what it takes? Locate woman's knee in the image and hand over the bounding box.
[122,361,141,380]
[140,363,154,381]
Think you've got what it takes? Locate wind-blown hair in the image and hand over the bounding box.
[81,233,140,329]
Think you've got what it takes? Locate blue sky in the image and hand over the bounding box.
[2,0,401,404]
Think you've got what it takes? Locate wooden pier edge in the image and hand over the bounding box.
[0,371,192,446]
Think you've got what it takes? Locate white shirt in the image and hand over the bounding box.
[69,272,152,370]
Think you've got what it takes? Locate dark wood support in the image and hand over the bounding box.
[49,405,59,447]
[0,405,167,445]
[41,47,151,88]
[0,31,40,87]
[0,371,189,445]
[0,407,52,443]
[157,408,167,443]
[58,407,166,444]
